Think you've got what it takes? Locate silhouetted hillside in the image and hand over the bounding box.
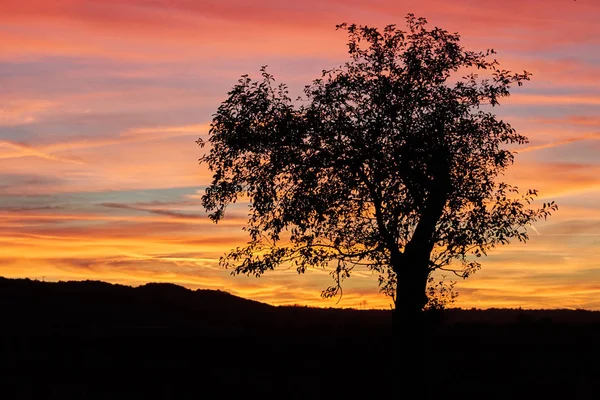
[2,277,599,330]
[0,277,393,334]
[1,277,276,333]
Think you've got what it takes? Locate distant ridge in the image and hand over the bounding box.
[1,276,599,329]
[0,276,275,332]
[0,277,390,333]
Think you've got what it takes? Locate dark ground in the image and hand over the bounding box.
[1,277,599,399]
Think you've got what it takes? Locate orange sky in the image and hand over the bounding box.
[1,0,600,309]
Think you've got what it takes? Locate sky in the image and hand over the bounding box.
[1,0,600,310]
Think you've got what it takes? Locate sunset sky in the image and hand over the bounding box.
[2,0,600,310]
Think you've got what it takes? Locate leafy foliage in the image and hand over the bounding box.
[198,14,557,306]
[425,276,459,311]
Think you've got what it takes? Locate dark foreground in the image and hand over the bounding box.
[1,277,599,399]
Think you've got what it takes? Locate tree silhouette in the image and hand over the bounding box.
[198,14,556,340]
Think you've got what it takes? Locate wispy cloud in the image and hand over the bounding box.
[0,140,85,164]
[519,132,600,153]
[100,202,203,219]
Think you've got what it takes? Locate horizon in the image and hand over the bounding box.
[2,0,600,310]
[5,275,600,313]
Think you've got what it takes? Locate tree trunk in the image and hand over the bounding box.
[392,255,430,396]
[389,141,450,396]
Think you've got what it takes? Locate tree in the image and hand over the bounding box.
[197,14,556,338]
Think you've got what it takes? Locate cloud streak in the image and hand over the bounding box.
[519,132,600,153]
[0,140,86,164]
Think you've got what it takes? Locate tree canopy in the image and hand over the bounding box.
[198,14,557,311]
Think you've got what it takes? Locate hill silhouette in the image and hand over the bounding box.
[1,277,274,332]
[1,277,599,399]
